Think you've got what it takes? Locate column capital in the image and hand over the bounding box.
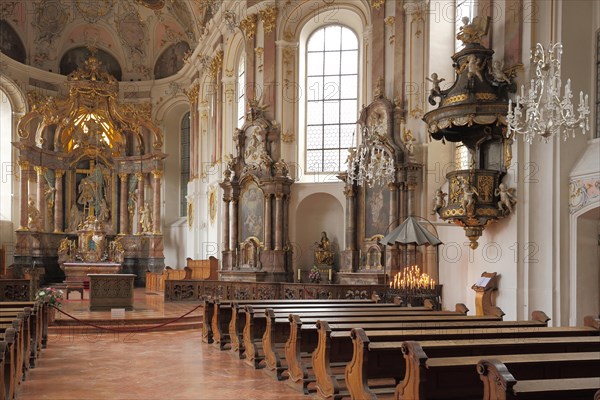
[18,160,29,170]
[275,193,284,200]
[134,172,144,180]
[264,193,272,200]
[55,169,65,178]
[151,170,163,179]
[343,186,355,197]
[118,173,128,181]
[33,165,47,175]
[387,182,400,191]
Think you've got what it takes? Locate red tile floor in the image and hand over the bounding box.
[18,290,307,400]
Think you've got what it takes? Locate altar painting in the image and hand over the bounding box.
[239,181,263,243]
[364,181,390,239]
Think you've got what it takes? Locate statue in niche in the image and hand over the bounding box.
[139,201,153,233]
[58,237,75,264]
[108,238,125,263]
[314,231,334,266]
[495,183,517,215]
[76,162,111,219]
[403,129,416,156]
[27,197,43,231]
[244,128,265,165]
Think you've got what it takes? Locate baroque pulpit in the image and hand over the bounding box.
[13,56,166,286]
[219,101,294,282]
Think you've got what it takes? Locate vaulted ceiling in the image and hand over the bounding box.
[0,0,217,81]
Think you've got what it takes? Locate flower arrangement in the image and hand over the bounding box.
[35,287,64,308]
[308,266,321,283]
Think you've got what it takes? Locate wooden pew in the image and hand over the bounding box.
[242,306,464,369]
[0,328,16,400]
[314,320,599,399]
[205,298,382,346]
[346,326,600,399]
[478,359,600,400]
[395,345,600,400]
[186,256,218,280]
[0,310,30,384]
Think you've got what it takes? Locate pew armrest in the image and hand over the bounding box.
[477,359,517,400]
[583,315,600,330]
[455,303,469,315]
[531,310,551,325]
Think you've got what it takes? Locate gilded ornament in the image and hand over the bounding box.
[456,16,490,45]
[208,50,224,79]
[370,0,385,10]
[259,6,278,34]
[281,130,295,143]
[477,175,493,202]
[184,83,200,103]
[239,14,258,40]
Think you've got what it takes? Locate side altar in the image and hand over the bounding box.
[13,55,166,286]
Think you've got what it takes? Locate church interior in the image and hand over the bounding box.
[0,0,599,399]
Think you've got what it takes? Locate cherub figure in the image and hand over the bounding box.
[490,59,511,84]
[426,73,445,95]
[466,54,484,82]
[495,183,517,214]
[461,181,479,215]
[431,188,447,215]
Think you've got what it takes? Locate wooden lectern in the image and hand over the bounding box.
[471,272,501,317]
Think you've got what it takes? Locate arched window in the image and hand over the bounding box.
[0,89,12,220]
[180,111,190,217]
[237,56,246,128]
[305,25,358,173]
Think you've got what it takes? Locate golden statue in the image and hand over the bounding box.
[27,197,43,231]
[314,231,334,266]
[139,201,153,233]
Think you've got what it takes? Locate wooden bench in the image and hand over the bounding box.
[396,347,600,400]
[313,320,599,399]
[203,297,380,345]
[185,256,218,280]
[0,328,16,400]
[345,325,600,399]
[241,306,463,369]
[478,359,600,399]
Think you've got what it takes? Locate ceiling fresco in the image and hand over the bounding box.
[0,0,218,81]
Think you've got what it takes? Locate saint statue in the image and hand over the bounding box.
[139,201,153,233]
[314,231,334,266]
[27,197,43,231]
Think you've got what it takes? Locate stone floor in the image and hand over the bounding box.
[18,291,308,400]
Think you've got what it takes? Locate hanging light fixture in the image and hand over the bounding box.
[507,42,590,144]
[347,125,395,188]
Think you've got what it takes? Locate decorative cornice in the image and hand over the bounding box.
[259,6,278,34]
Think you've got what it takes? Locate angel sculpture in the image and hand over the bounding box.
[490,60,511,84]
[495,183,517,214]
[431,189,447,215]
[461,181,479,215]
[426,73,446,105]
[466,54,484,82]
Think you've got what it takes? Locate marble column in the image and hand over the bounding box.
[34,166,46,231]
[136,173,145,234]
[282,194,289,249]
[399,182,407,224]
[54,169,65,232]
[344,186,356,251]
[152,170,162,234]
[222,198,230,252]
[388,182,399,231]
[230,199,238,252]
[18,161,29,230]
[274,193,283,250]
[119,173,128,234]
[264,194,272,250]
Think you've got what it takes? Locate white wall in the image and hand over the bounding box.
[576,209,600,325]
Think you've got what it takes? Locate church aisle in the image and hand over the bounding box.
[18,329,307,400]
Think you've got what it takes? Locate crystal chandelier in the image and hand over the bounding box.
[507,43,590,144]
[347,125,395,188]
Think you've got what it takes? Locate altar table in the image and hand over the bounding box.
[88,274,136,311]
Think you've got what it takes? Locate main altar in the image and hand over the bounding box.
[13,55,166,286]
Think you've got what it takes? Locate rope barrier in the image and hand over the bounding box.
[51,304,203,333]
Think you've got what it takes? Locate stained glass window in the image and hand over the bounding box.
[180,112,190,217]
[305,25,358,173]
